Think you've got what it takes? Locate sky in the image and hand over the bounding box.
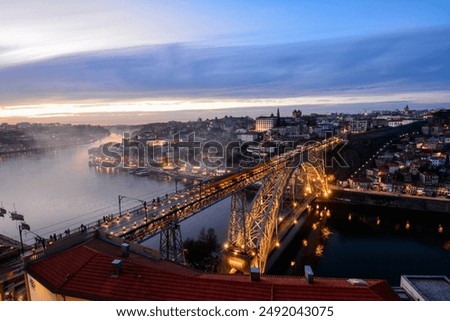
[0,0,450,124]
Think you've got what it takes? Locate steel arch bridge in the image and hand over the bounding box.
[96,136,339,271]
[225,159,329,273]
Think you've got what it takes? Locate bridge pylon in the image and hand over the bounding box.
[221,189,255,274]
[228,190,249,251]
[159,221,186,264]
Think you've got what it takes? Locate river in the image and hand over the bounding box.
[0,134,231,247]
[268,203,450,285]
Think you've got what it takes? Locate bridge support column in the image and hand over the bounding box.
[159,222,186,264]
[228,190,248,249]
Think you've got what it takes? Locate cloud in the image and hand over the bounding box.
[0,28,449,111]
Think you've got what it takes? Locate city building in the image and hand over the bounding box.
[409,162,420,175]
[237,132,260,142]
[1,235,28,301]
[419,171,439,186]
[386,163,400,174]
[348,177,372,190]
[429,156,446,168]
[292,109,302,120]
[388,120,416,127]
[350,119,370,133]
[255,115,278,132]
[254,109,304,136]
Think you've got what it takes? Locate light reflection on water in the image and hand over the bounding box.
[0,135,230,245]
[269,203,450,284]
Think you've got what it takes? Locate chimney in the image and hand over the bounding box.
[304,265,314,284]
[250,267,260,282]
[111,259,122,278]
[121,243,130,258]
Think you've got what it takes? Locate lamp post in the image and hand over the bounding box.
[118,195,148,221]
[118,195,123,217]
[19,222,30,254]
[19,225,24,254]
[143,201,148,221]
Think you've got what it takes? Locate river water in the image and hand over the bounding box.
[268,203,450,285]
[1,136,448,284]
[0,134,231,246]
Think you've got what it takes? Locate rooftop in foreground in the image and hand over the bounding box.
[400,275,450,301]
[25,233,399,301]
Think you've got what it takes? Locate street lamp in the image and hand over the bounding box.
[118,195,148,221]
[18,222,47,254]
[19,222,30,254]
[118,195,123,217]
[143,201,148,221]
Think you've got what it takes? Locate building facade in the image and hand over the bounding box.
[255,116,277,132]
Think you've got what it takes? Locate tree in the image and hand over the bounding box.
[183,227,220,272]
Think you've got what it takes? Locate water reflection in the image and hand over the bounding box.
[0,135,180,243]
[269,203,450,285]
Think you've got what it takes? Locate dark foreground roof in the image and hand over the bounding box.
[26,237,398,301]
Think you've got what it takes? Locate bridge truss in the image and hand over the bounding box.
[226,157,330,273]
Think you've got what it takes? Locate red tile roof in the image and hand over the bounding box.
[26,237,398,301]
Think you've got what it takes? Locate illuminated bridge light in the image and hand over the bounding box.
[290,261,296,267]
[348,214,352,221]
[405,220,411,230]
[275,241,280,248]
[438,224,444,234]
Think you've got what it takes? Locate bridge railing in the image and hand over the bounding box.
[121,157,289,242]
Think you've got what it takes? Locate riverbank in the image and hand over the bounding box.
[326,186,450,213]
